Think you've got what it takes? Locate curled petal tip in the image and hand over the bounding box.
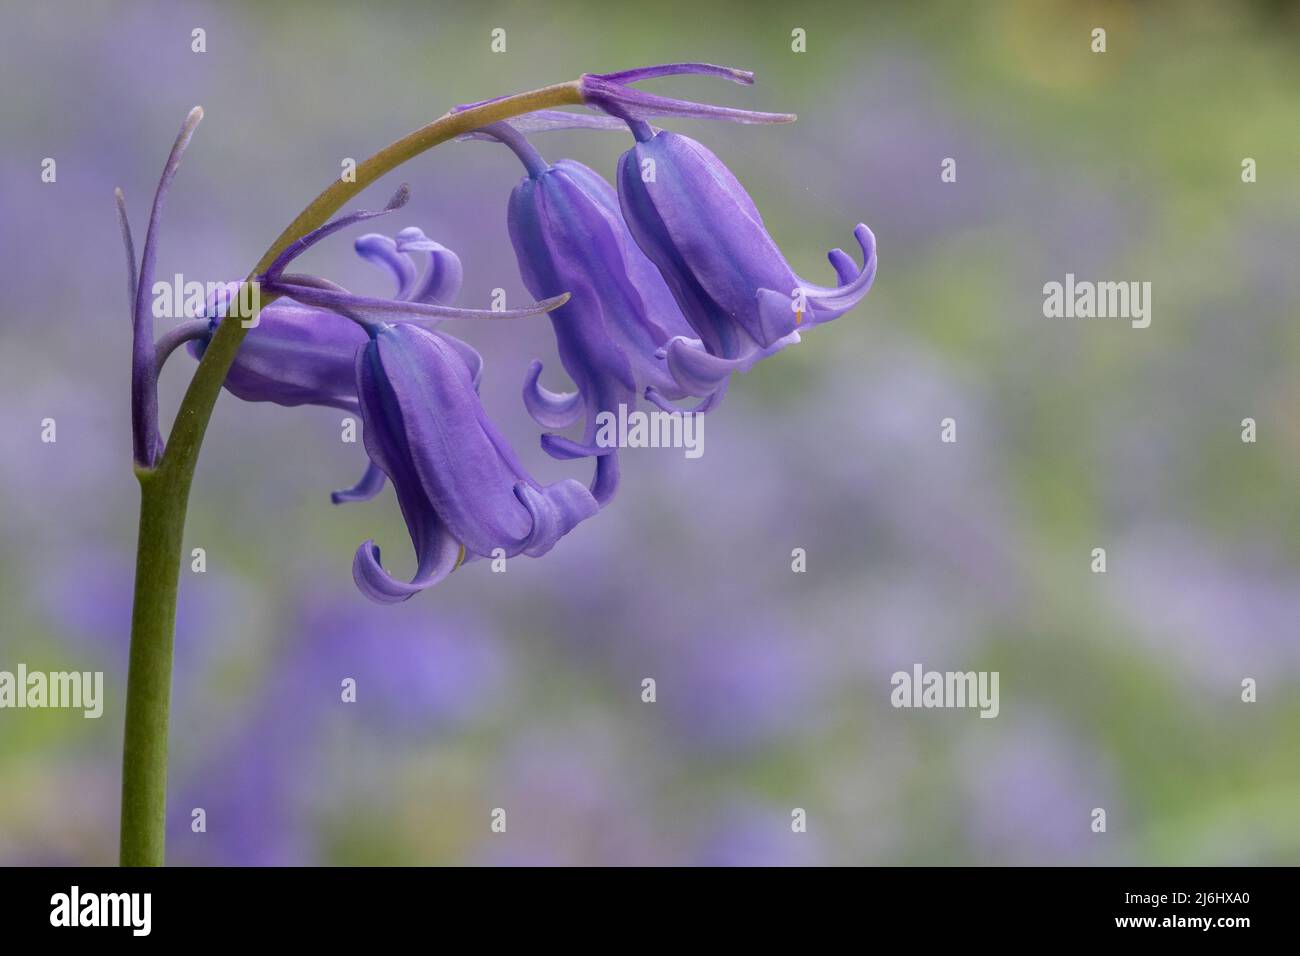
[798,225,878,317]
[522,359,583,429]
[331,460,387,505]
[352,541,416,604]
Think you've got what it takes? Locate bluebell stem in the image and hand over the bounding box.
[115,78,594,867]
[114,70,875,864]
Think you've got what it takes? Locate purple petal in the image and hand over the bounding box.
[352,325,597,601]
[539,433,611,460]
[436,329,484,392]
[828,248,859,286]
[331,459,387,505]
[660,329,798,394]
[616,132,797,356]
[645,381,728,415]
[513,478,601,557]
[522,360,583,429]
[353,535,462,605]
[354,233,417,299]
[394,227,463,304]
[798,224,879,319]
[193,300,366,408]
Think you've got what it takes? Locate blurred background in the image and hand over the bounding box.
[1,0,1298,865]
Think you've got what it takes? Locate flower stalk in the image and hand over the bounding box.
[119,79,584,866]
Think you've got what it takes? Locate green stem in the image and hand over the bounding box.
[118,468,187,865]
[118,80,585,866]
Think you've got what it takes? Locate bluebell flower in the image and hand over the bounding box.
[183,221,493,503]
[119,126,562,504]
[352,322,598,603]
[480,121,713,506]
[579,63,878,395]
[231,186,559,412]
[186,222,473,414]
[118,110,579,603]
[252,218,586,601]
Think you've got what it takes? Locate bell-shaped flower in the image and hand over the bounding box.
[190,225,485,410]
[352,322,599,603]
[160,188,560,502]
[484,121,712,506]
[580,63,878,394]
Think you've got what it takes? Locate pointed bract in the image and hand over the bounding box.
[124,106,203,468]
[579,63,796,126]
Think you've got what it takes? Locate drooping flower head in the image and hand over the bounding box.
[242,185,563,411]
[241,203,589,600]
[477,119,715,506]
[119,111,582,603]
[186,218,490,503]
[579,64,878,396]
[130,170,562,505]
[115,72,873,605]
[352,322,598,603]
[188,219,472,415]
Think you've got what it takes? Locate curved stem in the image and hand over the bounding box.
[173,80,581,476]
[118,79,584,867]
[479,122,551,178]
